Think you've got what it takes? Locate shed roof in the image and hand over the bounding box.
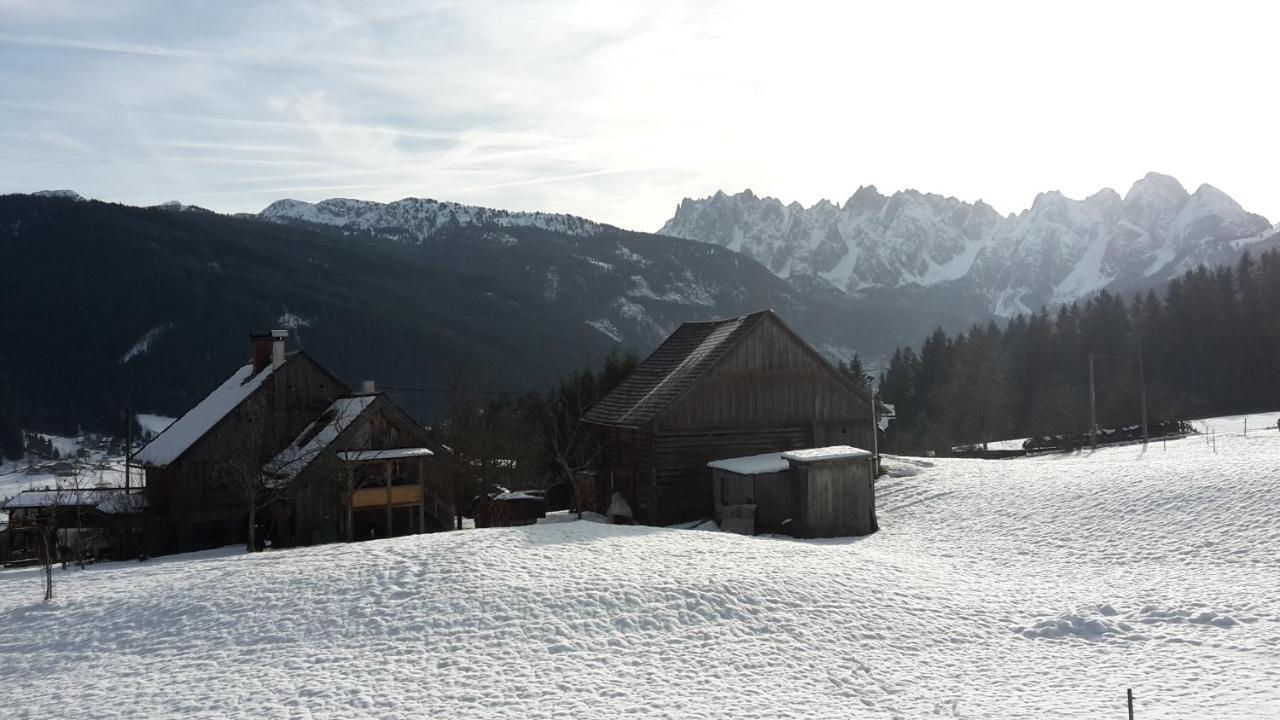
[583,310,768,428]
[781,445,872,463]
[1,487,146,514]
[336,447,434,462]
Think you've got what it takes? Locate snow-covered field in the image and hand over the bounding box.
[2,414,1278,718]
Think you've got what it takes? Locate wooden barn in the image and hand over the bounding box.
[583,309,875,526]
[708,446,877,538]
[133,330,454,555]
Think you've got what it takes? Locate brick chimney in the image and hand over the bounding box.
[270,329,288,369]
[360,379,376,394]
[250,332,272,372]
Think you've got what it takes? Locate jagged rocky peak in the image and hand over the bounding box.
[660,173,1277,317]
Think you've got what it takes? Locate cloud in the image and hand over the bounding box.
[0,0,1277,229]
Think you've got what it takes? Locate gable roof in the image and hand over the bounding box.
[583,310,768,428]
[132,350,347,469]
[265,394,377,482]
[133,362,276,468]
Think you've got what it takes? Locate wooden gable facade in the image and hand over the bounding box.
[583,310,875,526]
[139,349,345,555]
[285,394,453,545]
[135,331,454,556]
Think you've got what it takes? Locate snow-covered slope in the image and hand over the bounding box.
[3,414,1277,718]
[661,174,1277,316]
[261,196,609,243]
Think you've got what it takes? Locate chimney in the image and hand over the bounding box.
[270,329,288,369]
[250,332,272,373]
[361,379,376,394]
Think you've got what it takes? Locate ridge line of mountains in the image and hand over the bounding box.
[2,172,1275,435]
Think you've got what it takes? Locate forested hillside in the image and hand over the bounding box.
[0,194,852,454]
[878,250,1280,452]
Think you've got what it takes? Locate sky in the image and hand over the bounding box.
[1,0,1277,231]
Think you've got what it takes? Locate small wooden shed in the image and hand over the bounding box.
[708,445,877,539]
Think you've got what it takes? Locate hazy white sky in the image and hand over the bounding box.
[1,0,1276,230]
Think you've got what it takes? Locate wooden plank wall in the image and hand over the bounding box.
[659,315,871,432]
[651,426,810,525]
[797,458,876,538]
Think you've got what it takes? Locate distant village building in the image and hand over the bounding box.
[132,330,453,555]
[708,446,877,538]
[1,487,145,566]
[583,310,876,526]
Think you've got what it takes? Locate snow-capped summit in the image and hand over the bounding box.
[32,189,84,201]
[261,196,610,242]
[660,174,1274,316]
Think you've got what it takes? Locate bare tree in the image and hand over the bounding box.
[221,397,294,553]
[543,388,602,518]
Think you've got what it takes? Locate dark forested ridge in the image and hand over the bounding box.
[876,250,1280,453]
[0,193,858,452]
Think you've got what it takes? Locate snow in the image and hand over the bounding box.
[707,451,789,475]
[781,445,873,462]
[133,363,275,467]
[335,447,433,462]
[3,412,1279,718]
[2,487,144,513]
[120,324,173,364]
[268,396,376,481]
[134,413,175,438]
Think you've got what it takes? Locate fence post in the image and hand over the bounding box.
[1127,688,1135,720]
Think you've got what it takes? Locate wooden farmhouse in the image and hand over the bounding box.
[583,309,875,526]
[133,330,453,555]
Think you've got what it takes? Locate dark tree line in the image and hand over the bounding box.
[436,350,639,509]
[876,250,1280,453]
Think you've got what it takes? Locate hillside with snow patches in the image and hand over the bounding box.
[660,173,1278,317]
[3,413,1278,718]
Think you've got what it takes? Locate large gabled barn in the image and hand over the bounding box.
[583,309,874,526]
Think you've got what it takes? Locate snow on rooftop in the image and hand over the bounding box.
[709,446,873,474]
[266,396,376,483]
[133,363,275,467]
[707,452,789,475]
[1,487,145,513]
[781,445,872,463]
[135,413,175,438]
[335,448,433,462]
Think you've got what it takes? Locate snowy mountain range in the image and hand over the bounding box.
[659,173,1278,316]
[261,196,608,243]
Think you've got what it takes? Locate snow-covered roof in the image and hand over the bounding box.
[266,395,376,482]
[493,490,543,501]
[135,413,175,437]
[1,487,146,513]
[707,452,789,475]
[781,446,872,463]
[336,448,434,462]
[708,445,873,475]
[133,363,276,468]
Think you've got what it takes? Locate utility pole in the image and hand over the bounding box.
[123,408,132,492]
[1138,342,1149,446]
[1089,353,1098,451]
[869,375,879,473]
